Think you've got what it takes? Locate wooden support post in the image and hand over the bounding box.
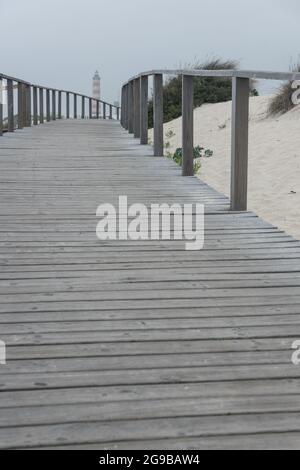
[39,88,44,123]
[121,87,124,126]
[109,105,113,120]
[103,102,106,120]
[153,74,163,156]
[46,89,51,122]
[140,75,148,144]
[7,79,14,132]
[73,94,77,119]
[25,85,31,127]
[230,77,250,211]
[52,90,56,120]
[81,96,85,119]
[133,78,140,137]
[18,82,24,129]
[96,100,100,119]
[33,86,38,125]
[128,81,134,133]
[58,91,62,119]
[117,107,120,121]
[182,75,194,176]
[89,98,92,119]
[124,85,129,129]
[66,92,70,119]
[21,84,27,126]
[0,77,3,136]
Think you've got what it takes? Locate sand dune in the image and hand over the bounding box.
[151,95,300,240]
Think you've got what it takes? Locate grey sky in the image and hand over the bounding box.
[1,0,299,102]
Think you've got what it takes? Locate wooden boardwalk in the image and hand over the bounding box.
[1,119,300,449]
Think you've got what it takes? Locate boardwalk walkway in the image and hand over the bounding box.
[1,119,300,449]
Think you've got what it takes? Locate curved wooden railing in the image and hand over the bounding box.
[0,72,120,135]
[120,69,300,211]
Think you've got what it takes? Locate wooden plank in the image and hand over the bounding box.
[0,118,299,450]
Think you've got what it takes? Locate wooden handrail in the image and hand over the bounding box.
[120,68,300,212]
[0,72,121,136]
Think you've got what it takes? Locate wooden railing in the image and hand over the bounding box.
[120,69,300,211]
[0,73,120,135]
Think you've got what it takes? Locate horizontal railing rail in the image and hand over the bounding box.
[120,68,300,211]
[0,73,121,135]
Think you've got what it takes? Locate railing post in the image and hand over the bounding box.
[140,75,148,144]
[117,107,120,121]
[89,98,92,119]
[96,100,100,119]
[0,77,3,136]
[39,88,44,123]
[21,84,27,126]
[153,74,163,156]
[52,90,56,120]
[18,82,24,129]
[182,75,194,176]
[128,81,134,133]
[230,77,250,211]
[66,92,70,119]
[109,105,113,120]
[133,78,140,137]
[81,96,85,119]
[73,94,77,119]
[46,89,51,122]
[120,87,124,127]
[124,85,129,130]
[103,102,106,120]
[25,85,31,127]
[7,79,14,132]
[58,91,62,119]
[33,86,38,125]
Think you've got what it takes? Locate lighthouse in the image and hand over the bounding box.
[92,71,101,116]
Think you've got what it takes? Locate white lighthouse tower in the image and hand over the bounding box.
[92,71,101,116]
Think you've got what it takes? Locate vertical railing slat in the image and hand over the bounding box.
[128,81,134,133]
[25,85,31,127]
[133,78,140,138]
[230,77,250,211]
[46,89,51,122]
[58,91,62,119]
[33,86,38,125]
[66,92,70,119]
[81,96,85,119]
[18,82,24,129]
[52,90,56,121]
[182,75,194,176]
[0,77,3,136]
[7,79,14,132]
[73,94,77,119]
[140,75,148,145]
[39,88,44,124]
[153,74,163,156]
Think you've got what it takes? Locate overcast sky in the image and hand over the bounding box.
[1,0,299,102]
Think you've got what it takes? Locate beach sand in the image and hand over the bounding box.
[149,95,300,240]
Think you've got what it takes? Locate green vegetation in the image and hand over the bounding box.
[148,58,258,127]
[268,60,300,116]
[164,131,213,174]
